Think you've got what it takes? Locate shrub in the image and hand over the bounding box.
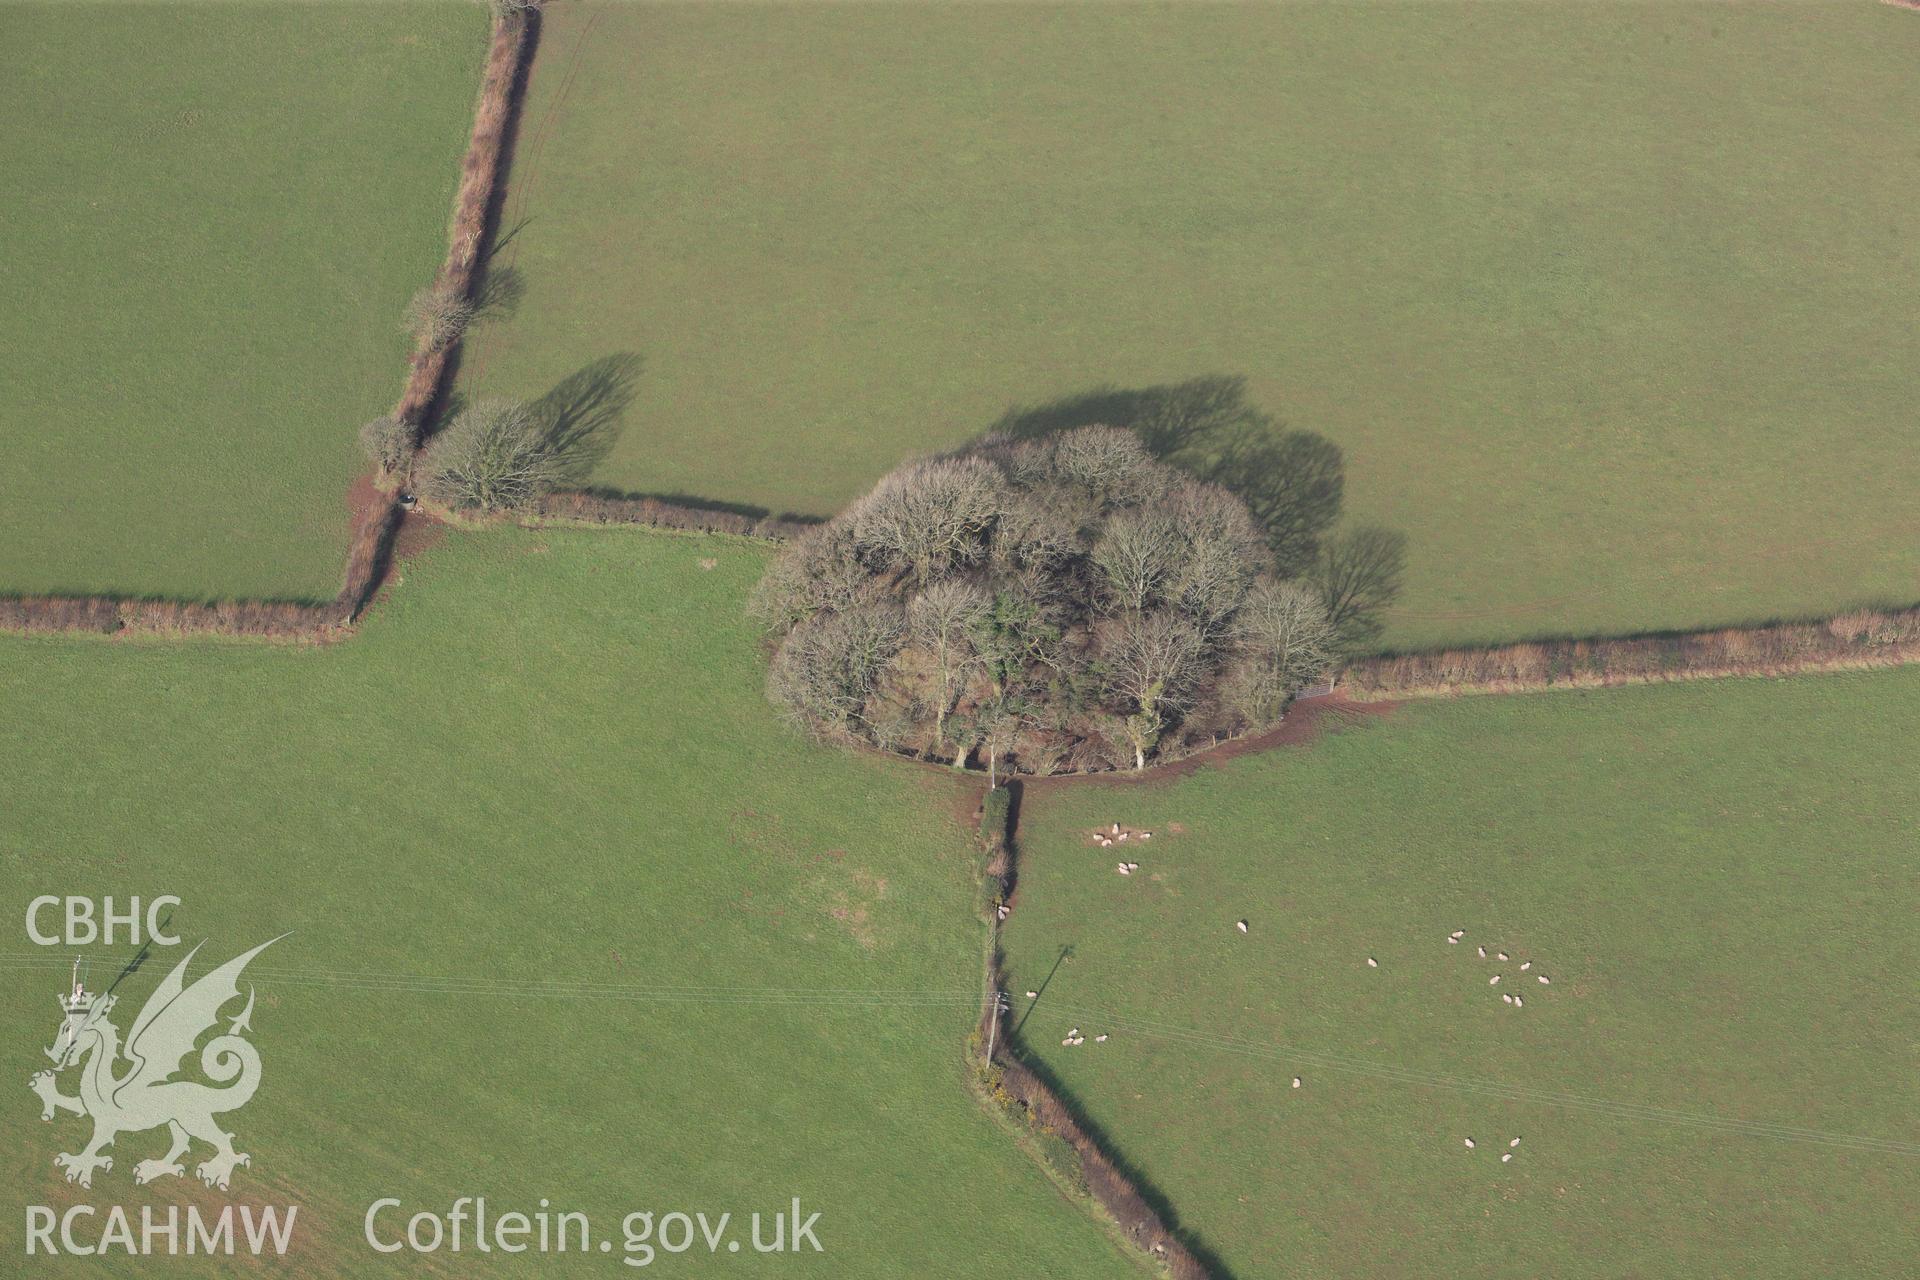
[402,284,476,352]
[419,398,559,512]
[752,427,1338,773]
[358,415,414,473]
[979,785,1012,843]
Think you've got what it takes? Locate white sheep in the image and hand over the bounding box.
[1367,957,1378,968]
[1463,1138,1476,1149]
[1477,946,1487,958]
[1520,961,1531,971]
[1509,1137,1521,1148]
[1537,975,1550,985]
[1095,1034,1108,1043]
[1501,993,1513,1004]
[1513,997,1523,1008]
[1489,975,1501,985]
[1236,920,1249,933]
[1291,1077,1301,1089]
[1501,1153,1513,1163]
[1497,951,1509,961]
[1025,991,1038,998]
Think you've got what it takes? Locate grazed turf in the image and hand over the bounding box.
[1000,673,1920,1278]
[0,2,485,600]
[0,529,1134,1277]
[463,0,1920,649]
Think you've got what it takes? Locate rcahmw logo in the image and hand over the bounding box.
[23,933,300,1259]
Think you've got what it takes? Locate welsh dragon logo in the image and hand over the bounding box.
[30,937,283,1190]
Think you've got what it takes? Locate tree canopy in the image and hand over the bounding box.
[751,427,1339,774]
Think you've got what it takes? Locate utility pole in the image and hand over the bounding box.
[984,990,1009,1064]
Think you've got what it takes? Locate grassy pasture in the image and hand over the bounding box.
[0,529,1133,1277]
[463,0,1920,649]
[999,673,1920,1278]
[0,2,484,601]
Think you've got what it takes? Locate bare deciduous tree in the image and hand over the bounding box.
[849,457,1003,584]
[766,603,904,737]
[1092,509,1180,612]
[402,285,476,352]
[358,415,414,473]
[908,579,990,751]
[748,524,866,630]
[1227,578,1339,723]
[1100,610,1204,770]
[420,398,559,511]
[1046,425,1161,506]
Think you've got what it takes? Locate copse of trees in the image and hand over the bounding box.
[751,427,1341,775]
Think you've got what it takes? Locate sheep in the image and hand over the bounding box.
[1501,1153,1513,1163]
[1489,974,1501,985]
[1236,919,1249,934]
[1126,861,1139,871]
[1291,1077,1302,1089]
[1095,1034,1108,1043]
[1537,975,1550,985]
[1477,946,1487,958]
[1112,824,1120,835]
[1367,957,1379,968]
[1513,997,1523,1008]
[1140,832,1152,840]
[1463,1138,1476,1149]
[1117,832,1129,843]
[1116,863,1131,875]
[1520,961,1531,971]
[1069,1027,1080,1037]
[1496,951,1509,961]
[1501,993,1513,1004]
[1450,929,1465,939]
[1509,1137,1521,1148]
[1025,991,1038,999]
[1447,936,1460,944]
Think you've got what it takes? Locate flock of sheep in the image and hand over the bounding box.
[1057,825,1559,1162]
[1448,929,1552,1008]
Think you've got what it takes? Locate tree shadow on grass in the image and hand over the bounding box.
[1001,1016,1242,1280]
[531,353,643,484]
[988,374,1345,579]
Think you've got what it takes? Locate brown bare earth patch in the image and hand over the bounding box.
[1019,695,1396,796]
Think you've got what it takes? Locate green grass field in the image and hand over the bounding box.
[0,2,485,601]
[999,673,1920,1278]
[0,529,1133,1276]
[462,0,1920,649]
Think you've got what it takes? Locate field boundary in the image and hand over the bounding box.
[0,9,535,643]
[972,783,1212,1280]
[525,489,817,540]
[1340,605,1920,699]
